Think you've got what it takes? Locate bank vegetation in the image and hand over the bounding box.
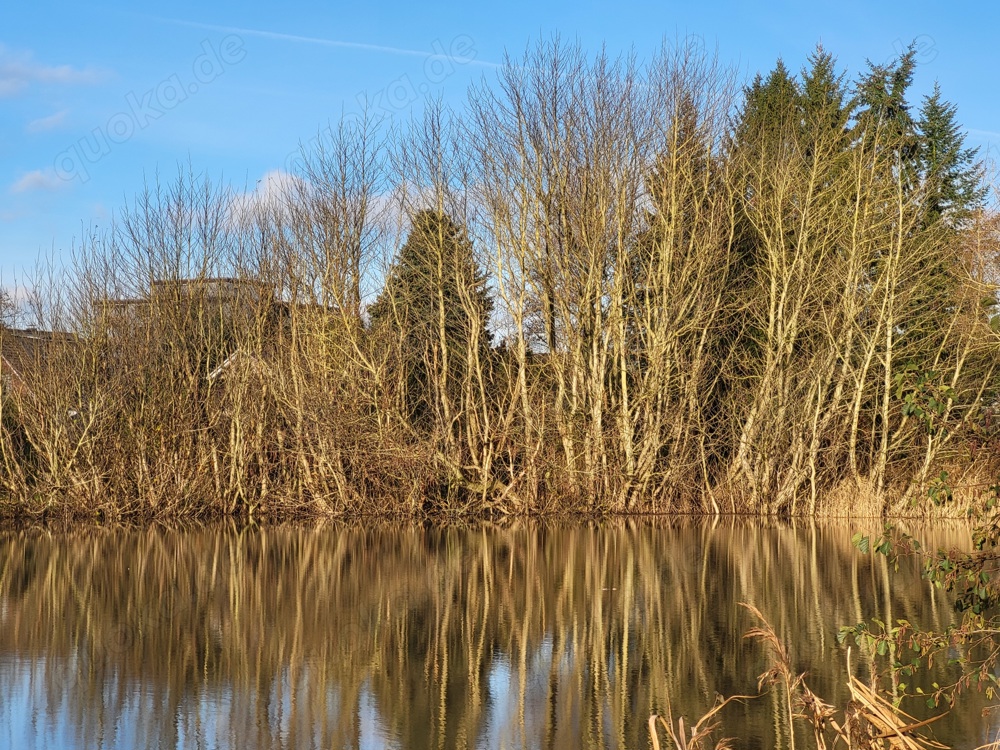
[1,39,998,520]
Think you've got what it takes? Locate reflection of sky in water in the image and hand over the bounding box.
[359,681,398,750]
[0,656,404,750]
[476,654,520,750]
[0,522,994,749]
[478,635,624,749]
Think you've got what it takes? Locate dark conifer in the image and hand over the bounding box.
[369,209,492,429]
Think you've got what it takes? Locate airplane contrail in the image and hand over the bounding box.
[148,15,500,68]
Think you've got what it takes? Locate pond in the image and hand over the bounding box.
[0,519,994,749]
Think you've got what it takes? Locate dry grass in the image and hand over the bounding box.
[650,603,954,750]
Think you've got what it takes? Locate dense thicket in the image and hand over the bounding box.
[1,40,997,519]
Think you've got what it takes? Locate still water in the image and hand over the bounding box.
[0,519,994,749]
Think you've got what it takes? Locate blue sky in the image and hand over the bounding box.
[2,1,998,298]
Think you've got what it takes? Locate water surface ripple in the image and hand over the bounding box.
[0,519,992,749]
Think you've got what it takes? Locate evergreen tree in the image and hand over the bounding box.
[726,58,809,363]
[855,46,918,140]
[853,46,920,192]
[634,93,714,282]
[851,51,987,369]
[728,59,802,286]
[895,85,989,359]
[369,209,493,430]
[917,82,987,227]
[799,46,854,163]
[626,94,717,365]
[733,59,800,157]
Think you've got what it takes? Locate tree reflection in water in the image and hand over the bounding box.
[0,520,990,749]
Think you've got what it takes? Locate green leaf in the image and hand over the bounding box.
[852,533,870,554]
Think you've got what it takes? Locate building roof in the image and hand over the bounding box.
[0,327,77,391]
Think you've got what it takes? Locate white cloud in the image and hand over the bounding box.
[26,109,69,133]
[9,169,69,194]
[228,169,303,225]
[229,170,414,232]
[0,45,107,97]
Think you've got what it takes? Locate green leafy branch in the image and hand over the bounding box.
[846,518,1000,710]
[893,365,957,437]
